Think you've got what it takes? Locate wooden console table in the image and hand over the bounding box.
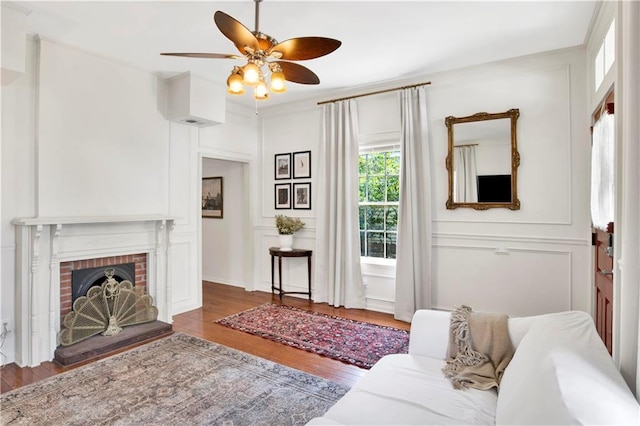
[269,247,312,300]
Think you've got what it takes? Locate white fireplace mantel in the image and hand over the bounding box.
[13,215,176,367]
[12,214,176,226]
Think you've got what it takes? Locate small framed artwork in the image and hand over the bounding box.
[293,150,311,179]
[274,153,291,180]
[293,182,311,210]
[202,176,223,218]
[275,183,291,209]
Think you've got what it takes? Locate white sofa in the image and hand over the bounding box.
[308,310,639,425]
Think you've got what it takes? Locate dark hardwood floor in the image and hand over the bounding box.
[1,281,410,393]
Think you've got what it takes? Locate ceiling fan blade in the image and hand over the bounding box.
[276,61,320,85]
[269,37,341,60]
[214,11,259,55]
[161,52,242,59]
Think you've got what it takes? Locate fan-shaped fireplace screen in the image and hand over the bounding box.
[60,268,158,346]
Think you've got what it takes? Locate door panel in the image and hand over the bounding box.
[594,227,613,354]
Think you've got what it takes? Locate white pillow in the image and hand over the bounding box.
[496,311,639,425]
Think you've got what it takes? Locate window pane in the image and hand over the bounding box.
[367,232,384,258]
[387,151,400,174]
[359,177,367,202]
[595,43,604,90]
[385,206,398,231]
[386,233,397,259]
[369,152,386,174]
[604,19,615,74]
[367,176,385,202]
[367,206,384,230]
[387,175,399,202]
[359,206,366,230]
[360,231,366,256]
[359,154,367,175]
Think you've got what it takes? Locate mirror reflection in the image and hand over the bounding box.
[446,109,520,210]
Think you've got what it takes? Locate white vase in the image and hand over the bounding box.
[278,234,293,251]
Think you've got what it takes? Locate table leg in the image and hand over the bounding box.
[307,255,312,300]
[278,255,283,300]
[270,255,275,295]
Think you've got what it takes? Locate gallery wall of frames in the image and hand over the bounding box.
[274,150,312,210]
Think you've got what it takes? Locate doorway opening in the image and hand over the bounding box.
[199,156,253,292]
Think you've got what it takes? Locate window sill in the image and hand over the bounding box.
[360,256,396,267]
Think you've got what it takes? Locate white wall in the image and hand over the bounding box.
[430,48,591,316]
[1,35,38,366]
[36,38,169,217]
[253,107,320,299]
[202,158,246,286]
[254,47,591,318]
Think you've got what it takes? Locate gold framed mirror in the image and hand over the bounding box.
[445,108,520,210]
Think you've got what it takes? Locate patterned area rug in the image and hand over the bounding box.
[0,333,349,426]
[216,304,410,369]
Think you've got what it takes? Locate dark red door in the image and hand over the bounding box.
[594,225,613,354]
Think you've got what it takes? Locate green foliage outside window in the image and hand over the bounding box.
[358,150,400,259]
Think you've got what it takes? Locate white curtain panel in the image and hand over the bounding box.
[314,100,366,308]
[453,146,479,203]
[394,87,432,322]
[591,111,615,230]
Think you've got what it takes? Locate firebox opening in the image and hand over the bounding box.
[72,263,135,303]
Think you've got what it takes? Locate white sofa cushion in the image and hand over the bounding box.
[496,311,639,425]
[310,353,498,425]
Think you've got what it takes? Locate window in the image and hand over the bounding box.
[595,19,615,91]
[358,150,400,259]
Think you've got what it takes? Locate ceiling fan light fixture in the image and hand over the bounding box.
[243,62,261,86]
[270,71,286,93]
[161,0,341,103]
[226,70,245,95]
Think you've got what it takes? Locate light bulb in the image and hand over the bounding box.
[270,71,287,93]
[254,81,269,100]
[226,73,245,95]
[243,63,260,86]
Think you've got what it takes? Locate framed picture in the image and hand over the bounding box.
[202,177,223,218]
[293,182,311,210]
[293,150,311,179]
[274,183,291,209]
[274,153,291,180]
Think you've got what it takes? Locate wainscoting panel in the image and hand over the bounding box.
[361,261,396,314]
[432,243,573,316]
[1,246,17,365]
[170,233,200,315]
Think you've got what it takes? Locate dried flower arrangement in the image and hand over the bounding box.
[275,215,305,235]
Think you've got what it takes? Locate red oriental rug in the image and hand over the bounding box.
[215,303,409,369]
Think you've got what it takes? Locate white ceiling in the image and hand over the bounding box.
[14,1,597,108]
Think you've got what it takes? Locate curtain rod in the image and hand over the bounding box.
[454,143,479,148]
[317,81,431,105]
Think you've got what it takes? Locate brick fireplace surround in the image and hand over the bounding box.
[60,253,148,322]
[12,215,175,367]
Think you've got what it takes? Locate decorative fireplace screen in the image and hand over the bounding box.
[59,268,158,346]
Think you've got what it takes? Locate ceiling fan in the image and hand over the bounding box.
[161,0,342,100]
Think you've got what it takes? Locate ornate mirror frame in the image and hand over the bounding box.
[445,108,520,210]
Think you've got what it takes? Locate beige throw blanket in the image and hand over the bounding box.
[442,305,514,390]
